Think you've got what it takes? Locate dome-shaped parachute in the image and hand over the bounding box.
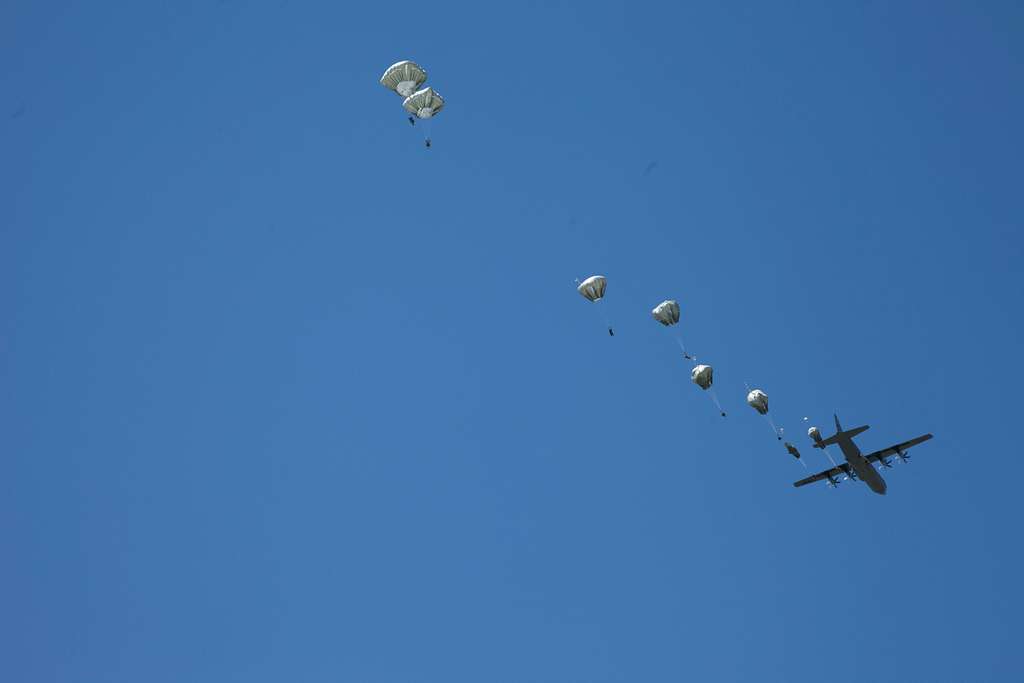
[691,364,713,390]
[403,87,445,119]
[652,298,696,360]
[576,276,613,336]
[690,365,724,416]
[380,60,428,98]
[577,275,607,302]
[747,389,769,415]
[747,388,782,439]
[652,300,680,326]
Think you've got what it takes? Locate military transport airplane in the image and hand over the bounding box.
[794,415,933,495]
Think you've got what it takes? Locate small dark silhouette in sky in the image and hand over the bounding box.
[642,161,659,177]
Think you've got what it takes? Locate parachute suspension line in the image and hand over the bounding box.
[709,388,726,417]
[598,299,614,336]
[820,445,840,469]
[674,335,695,362]
[422,117,434,148]
[764,414,782,440]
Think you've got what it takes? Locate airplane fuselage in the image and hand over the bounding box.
[796,416,933,494]
[835,435,887,495]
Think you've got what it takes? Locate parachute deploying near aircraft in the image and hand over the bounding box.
[784,441,807,468]
[691,364,725,416]
[380,60,428,97]
[747,388,782,440]
[576,275,613,336]
[651,300,680,326]
[807,425,841,468]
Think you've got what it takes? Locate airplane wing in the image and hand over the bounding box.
[863,434,933,464]
[793,462,852,488]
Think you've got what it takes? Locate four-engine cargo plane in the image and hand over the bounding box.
[794,415,933,495]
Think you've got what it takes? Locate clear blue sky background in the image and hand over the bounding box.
[3,2,1023,681]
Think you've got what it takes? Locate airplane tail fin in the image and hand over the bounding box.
[815,424,870,448]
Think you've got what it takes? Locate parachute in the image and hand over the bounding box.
[403,87,445,120]
[691,364,725,416]
[691,364,713,390]
[403,87,444,148]
[380,61,428,98]
[576,275,613,336]
[747,389,769,415]
[651,300,680,326]
[577,275,607,302]
[747,388,782,440]
[379,61,442,147]
[652,298,696,360]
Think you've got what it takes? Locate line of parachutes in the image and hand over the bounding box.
[379,59,823,469]
[576,274,826,468]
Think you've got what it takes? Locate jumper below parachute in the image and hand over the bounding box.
[747,388,782,440]
[691,365,725,416]
[652,298,695,359]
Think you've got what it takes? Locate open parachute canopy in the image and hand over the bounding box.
[691,364,713,390]
[380,60,428,98]
[403,87,445,119]
[747,389,769,415]
[577,275,607,302]
[651,300,680,326]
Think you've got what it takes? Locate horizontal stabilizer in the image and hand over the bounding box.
[814,424,870,448]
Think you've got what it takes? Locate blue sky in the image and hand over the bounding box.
[2,1,1023,681]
